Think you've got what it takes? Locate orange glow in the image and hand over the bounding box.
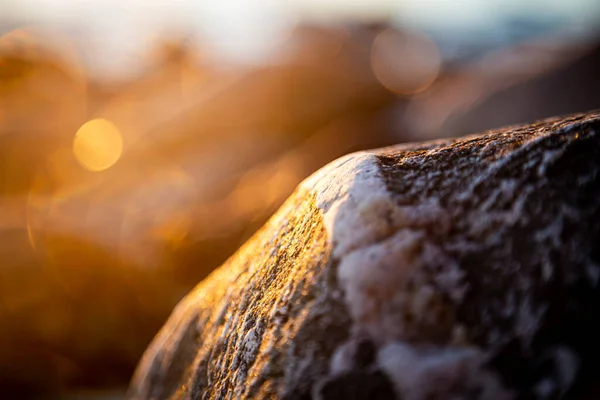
[73,118,123,172]
[181,62,206,100]
[0,28,40,59]
[152,212,192,245]
[371,29,441,95]
[0,28,88,136]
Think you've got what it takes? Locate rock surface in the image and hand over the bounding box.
[129,111,600,399]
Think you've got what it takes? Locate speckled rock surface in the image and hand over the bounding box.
[129,111,600,399]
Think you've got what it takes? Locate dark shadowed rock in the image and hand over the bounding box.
[129,111,600,399]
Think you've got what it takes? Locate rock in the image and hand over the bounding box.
[129,111,600,399]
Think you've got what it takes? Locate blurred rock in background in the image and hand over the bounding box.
[0,1,599,398]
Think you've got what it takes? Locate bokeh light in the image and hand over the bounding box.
[371,28,441,95]
[73,118,124,172]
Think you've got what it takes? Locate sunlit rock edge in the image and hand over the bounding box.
[129,111,600,399]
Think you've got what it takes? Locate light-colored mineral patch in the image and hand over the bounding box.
[302,150,507,398]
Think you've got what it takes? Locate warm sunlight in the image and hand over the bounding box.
[73,118,123,171]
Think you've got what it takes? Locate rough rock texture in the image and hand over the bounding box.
[129,111,600,399]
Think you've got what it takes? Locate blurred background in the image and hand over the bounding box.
[0,0,599,398]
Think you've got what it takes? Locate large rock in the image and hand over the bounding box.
[129,111,600,399]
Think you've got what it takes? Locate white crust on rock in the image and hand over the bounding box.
[300,152,395,257]
[299,150,511,398]
[377,342,514,400]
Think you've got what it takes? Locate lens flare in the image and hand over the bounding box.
[73,118,123,171]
